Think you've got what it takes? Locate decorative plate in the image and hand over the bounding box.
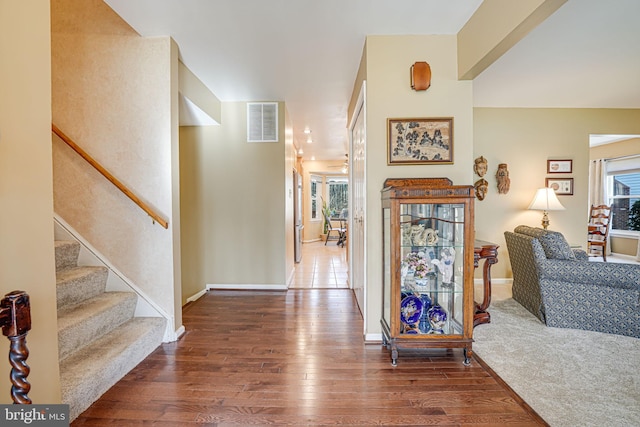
[400,295,423,325]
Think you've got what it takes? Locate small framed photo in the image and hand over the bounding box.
[546,178,574,195]
[547,159,572,173]
[388,117,453,165]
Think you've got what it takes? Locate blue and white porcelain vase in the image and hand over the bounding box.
[428,304,447,334]
[418,294,432,333]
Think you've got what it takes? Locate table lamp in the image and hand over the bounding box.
[528,188,565,230]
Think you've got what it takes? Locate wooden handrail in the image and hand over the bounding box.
[0,290,31,404]
[52,124,169,229]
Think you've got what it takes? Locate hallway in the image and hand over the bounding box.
[289,240,349,289]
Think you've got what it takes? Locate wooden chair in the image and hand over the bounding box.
[323,211,346,247]
[587,204,611,261]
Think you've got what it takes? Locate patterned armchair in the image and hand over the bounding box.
[504,225,640,338]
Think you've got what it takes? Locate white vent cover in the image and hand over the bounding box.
[247,102,278,142]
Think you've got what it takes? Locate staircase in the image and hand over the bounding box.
[56,240,166,420]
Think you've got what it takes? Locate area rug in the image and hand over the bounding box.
[473,298,640,427]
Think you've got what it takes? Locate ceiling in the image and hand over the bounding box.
[104,0,640,161]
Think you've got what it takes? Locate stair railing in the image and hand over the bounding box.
[0,290,32,404]
[51,124,169,229]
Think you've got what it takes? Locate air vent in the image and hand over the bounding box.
[247,102,278,142]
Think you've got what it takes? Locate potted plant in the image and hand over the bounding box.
[319,197,331,240]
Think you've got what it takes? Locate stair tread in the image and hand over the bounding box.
[58,292,136,330]
[58,292,138,361]
[56,265,107,282]
[60,317,166,420]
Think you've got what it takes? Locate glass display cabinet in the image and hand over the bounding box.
[381,178,475,366]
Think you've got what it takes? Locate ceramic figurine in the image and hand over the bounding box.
[419,294,433,333]
[431,247,455,285]
[428,304,447,334]
[496,163,511,194]
[425,228,439,246]
[410,224,427,246]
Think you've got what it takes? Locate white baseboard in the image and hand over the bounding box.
[186,289,207,303]
[206,283,288,291]
[364,333,383,343]
[164,325,185,342]
[303,238,322,243]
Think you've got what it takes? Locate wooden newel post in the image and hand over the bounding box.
[0,290,32,404]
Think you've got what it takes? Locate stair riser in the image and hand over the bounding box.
[57,268,108,310]
[55,241,80,271]
[58,293,137,361]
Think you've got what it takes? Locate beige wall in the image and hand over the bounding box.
[362,35,474,335]
[474,108,640,278]
[180,102,289,292]
[0,1,61,403]
[51,0,182,333]
[457,0,566,79]
[284,106,296,285]
[590,137,640,160]
[590,137,640,257]
[179,125,207,303]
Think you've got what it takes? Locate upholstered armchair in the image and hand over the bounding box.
[504,225,640,338]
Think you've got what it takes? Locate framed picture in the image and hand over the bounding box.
[546,177,574,195]
[388,117,453,165]
[547,159,572,173]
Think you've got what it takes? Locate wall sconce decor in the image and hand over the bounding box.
[528,188,565,230]
[410,61,431,91]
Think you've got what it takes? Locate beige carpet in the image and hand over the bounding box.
[473,298,640,427]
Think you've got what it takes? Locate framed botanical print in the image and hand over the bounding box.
[546,177,574,195]
[547,159,572,173]
[388,117,453,165]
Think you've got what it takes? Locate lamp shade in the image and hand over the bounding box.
[528,188,565,211]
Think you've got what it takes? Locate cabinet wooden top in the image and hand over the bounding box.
[382,178,474,199]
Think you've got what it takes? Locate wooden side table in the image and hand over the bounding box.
[473,240,499,327]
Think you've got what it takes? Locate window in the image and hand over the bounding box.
[607,156,640,233]
[327,177,348,217]
[310,175,322,220]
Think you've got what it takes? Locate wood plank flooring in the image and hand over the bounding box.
[72,289,547,426]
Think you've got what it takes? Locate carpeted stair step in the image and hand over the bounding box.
[60,316,166,421]
[56,266,108,310]
[55,240,80,271]
[58,292,137,361]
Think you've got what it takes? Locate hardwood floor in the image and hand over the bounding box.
[72,289,547,426]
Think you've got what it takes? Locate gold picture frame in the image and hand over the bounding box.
[387,117,453,165]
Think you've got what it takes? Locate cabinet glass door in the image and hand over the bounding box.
[398,203,465,336]
[382,207,391,328]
